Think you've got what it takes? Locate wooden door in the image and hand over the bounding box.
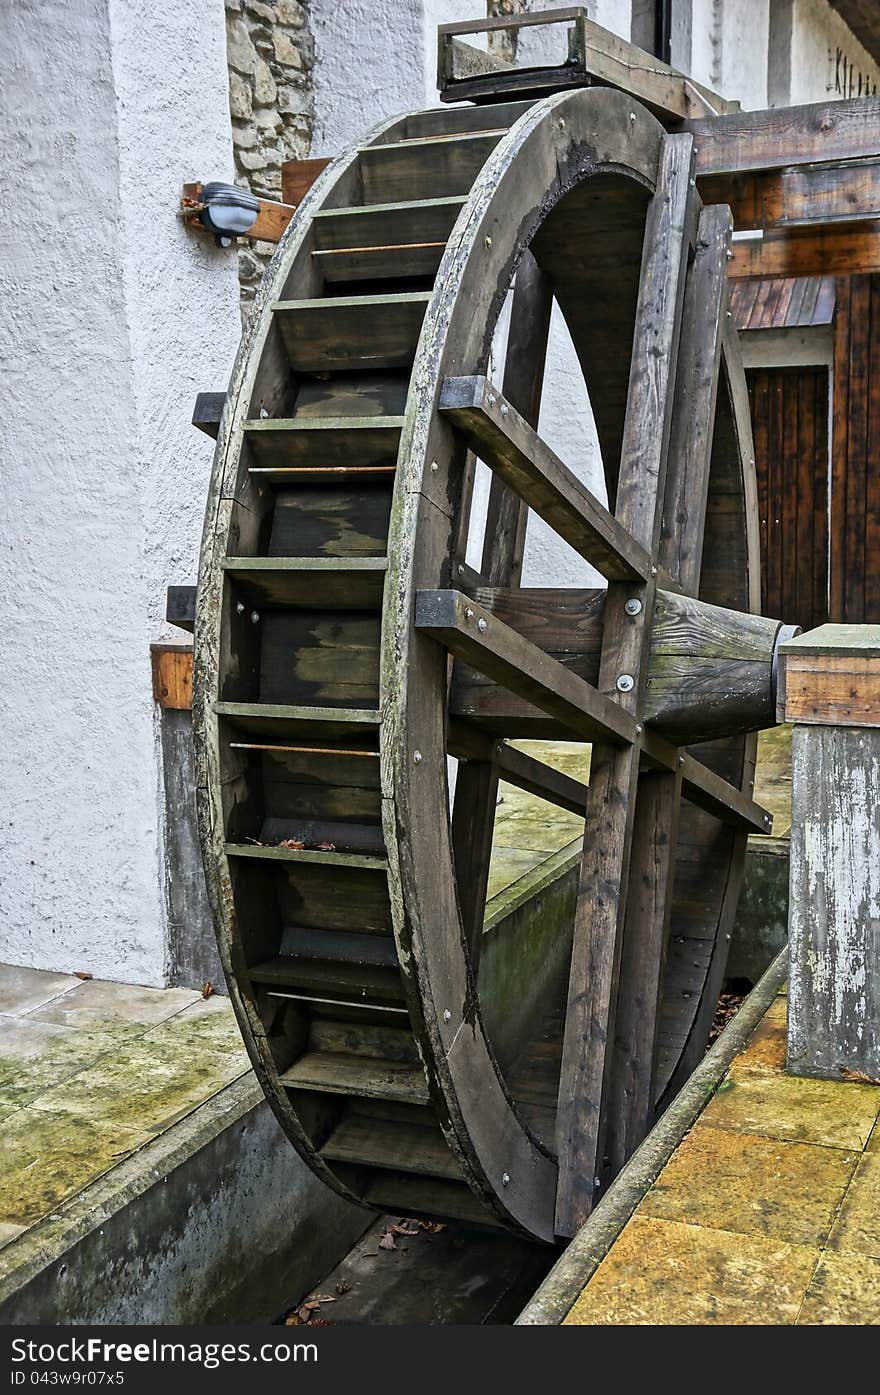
[747,366,829,631]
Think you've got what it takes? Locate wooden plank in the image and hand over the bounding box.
[273,293,430,372]
[699,158,880,232]
[730,222,880,279]
[782,653,880,726]
[555,134,695,1238]
[280,1051,430,1105]
[244,417,403,474]
[830,277,852,621]
[321,1116,460,1180]
[281,156,331,208]
[866,276,880,623]
[447,723,588,817]
[451,251,553,969]
[192,391,225,439]
[441,376,652,581]
[358,131,505,204]
[415,589,636,746]
[846,277,871,621]
[688,96,880,177]
[150,644,193,711]
[222,556,387,610]
[661,204,732,592]
[166,585,196,633]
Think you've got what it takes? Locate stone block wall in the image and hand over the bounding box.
[224,0,315,306]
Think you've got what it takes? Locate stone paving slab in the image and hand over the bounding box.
[0,963,249,1245]
[563,987,880,1326]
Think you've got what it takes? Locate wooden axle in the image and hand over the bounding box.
[425,586,795,746]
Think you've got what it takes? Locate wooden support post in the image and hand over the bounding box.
[781,625,880,1080]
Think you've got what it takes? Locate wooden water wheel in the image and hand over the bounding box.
[194,86,794,1245]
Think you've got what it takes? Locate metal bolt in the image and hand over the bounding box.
[501,1172,511,1187]
[726,249,734,261]
[485,234,492,249]
[250,610,260,624]
[629,112,636,123]
[488,394,496,407]
[236,601,245,614]
[413,750,422,764]
[635,724,642,734]
[650,564,657,576]
[558,117,566,130]
[689,178,696,188]
[679,755,684,767]
[616,673,635,693]
[477,617,487,632]
[500,403,509,417]
[624,597,642,616]
[431,460,439,472]
[465,607,474,621]
[457,564,464,576]
[594,1176,602,1190]
[443,1009,451,1023]
[726,309,733,318]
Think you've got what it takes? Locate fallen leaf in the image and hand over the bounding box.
[309,1294,337,1304]
[316,841,336,852]
[74,971,93,981]
[378,1231,397,1250]
[284,1314,302,1327]
[296,1305,314,1322]
[390,1223,420,1237]
[417,1219,445,1233]
[278,839,305,850]
[201,981,215,999]
[840,1065,880,1086]
[335,1281,351,1296]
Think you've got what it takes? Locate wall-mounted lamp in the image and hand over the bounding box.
[198,182,260,246]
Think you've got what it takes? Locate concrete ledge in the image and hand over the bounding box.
[0,1073,369,1325]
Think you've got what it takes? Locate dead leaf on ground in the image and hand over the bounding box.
[390,1222,420,1237]
[840,1065,880,1086]
[277,839,305,850]
[74,971,93,981]
[378,1231,397,1250]
[335,1281,351,1295]
[416,1219,445,1233]
[201,981,215,999]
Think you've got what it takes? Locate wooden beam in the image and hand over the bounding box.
[282,156,332,208]
[415,589,636,746]
[181,182,295,245]
[700,158,880,232]
[192,391,225,439]
[151,644,193,711]
[448,722,588,817]
[688,96,880,176]
[730,222,880,278]
[640,730,772,833]
[440,376,652,582]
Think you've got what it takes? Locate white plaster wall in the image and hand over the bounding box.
[788,0,880,103]
[0,0,240,984]
[689,0,770,107]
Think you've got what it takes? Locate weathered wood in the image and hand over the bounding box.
[730,222,880,278]
[700,157,880,232]
[441,376,653,582]
[555,133,695,1238]
[448,722,588,817]
[166,585,196,633]
[415,588,636,746]
[779,624,880,726]
[321,1116,460,1179]
[281,156,332,208]
[687,96,880,176]
[787,717,880,1080]
[274,293,430,372]
[222,556,387,610]
[281,1051,430,1104]
[192,392,225,439]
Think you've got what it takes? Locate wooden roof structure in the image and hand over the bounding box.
[730,276,836,333]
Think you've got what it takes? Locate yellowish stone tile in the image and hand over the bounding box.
[798,1251,880,1325]
[701,1070,880,1151]
[730,997,787,1076]
[0,1222,25,1250]
[563,1215,817,1325]
[28,978,200,1032]
[641,1123,857,1247]
[829,1148,880,1259]
[0,964,80,1016]
[0,1017,129,1119]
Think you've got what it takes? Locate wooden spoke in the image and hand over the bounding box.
[555,132,696,1239]
[416,589,636,745]
[440,376,652,582]
[450,251,553,968]
[448,721,588,817]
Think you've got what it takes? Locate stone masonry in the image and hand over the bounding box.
[225,0,315,307]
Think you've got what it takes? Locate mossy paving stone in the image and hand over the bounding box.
[640,1123,858,1247]
[0,1018,137,1120]
[700,1069,880,1150]
[828,1124,880,1260]
[0,965,81,1017]
[27,978,201,1032]
[563,1215,818,1325]
[728,994,787,1076]
[798,1252,880,1325]
[0,998,248,1228]
[753,724,792,836]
